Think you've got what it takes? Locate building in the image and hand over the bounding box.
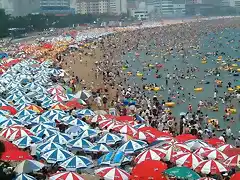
[76,0,127,15]
[131,9,148,20]
[40,0,74,14]
[0,0,40,16]
[153,0,174,17]
[221,0,235,6]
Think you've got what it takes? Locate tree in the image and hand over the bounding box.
[0,9,9,38]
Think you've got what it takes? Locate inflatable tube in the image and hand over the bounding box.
[148,64,154,68]
[228,88,234,92]
[237,68,240,72]
[153,87,160,91]
[236,85,240,90]
[232,64,238,67]
[165,102,175,107]
[217,56,222,61]
[194,87,203,92]
[229,108,237,114]
[144,86,150,90]
[201,61,207,64]
[137,73,143,77]
[208,119,219,127]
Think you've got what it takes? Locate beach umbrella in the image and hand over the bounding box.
[29,116,50,124]
[36,142,64,154]
[25,105,44,113]
[201,149,228,161]
[113,124,137,135]
[6,94,21,102]
[185,139,210,150]
[67,118,89,129]
[49,172,85,180]
[0,119,22,128]
[95,167,130,180]
[97,133,122,145]
[42,109,66,118]
[60,156,93,171]
[77,129,99,139]
[195,160,228,174]
[65,100,84,109]
[30,123,55,133]
[230,172,240,180]
[217,144,234,152]
[130,160,167,180]
[13,135,42,148]
[97,151,132,166]
[88,144,113,153]
[224,155,240,168]
[52,94,67,102]
[78,109,95,116]
[198,178,216,180]
[61,115,76,122]
[194,147,216,155]
[0,114,8,122]
[67,138,93,149]
[0,109,10,116]
[98,119,121,130]
[90,115,107,123]
[14,97,32,105]
[41,148,74,163]
[65,93,75,100]
[65,126,84,137]
[47,87,63,95]
[75,90,92,100]
[48,113,66,121]
[47,133,71,145]
[19,114,36,123]
[164,167,200,180]
[14,160,44,174]
[8,128,34,141]
[134,148,167,164]
[15,109,37,117]
[0,106,17,115]
[1,150,33,161]
[205,138,225,147]
[36,128,58,138]
[1,140,18,151]
[172,152,202,169]
[41,100,56,108]
[94,110,107,115]
[119,134,133,142]
[133,131,155,141]
[14,173,36,180]
[135,114,145,122]
[0,125,23,139]
[118,140,148,154]
[51,103,69,110]
[175,134,197,143]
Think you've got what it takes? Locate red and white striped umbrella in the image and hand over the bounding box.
[0,125,24,139]
[98,120,122,130]
[47,87,63,95]
[163,142,191,161]
[133,131,155,141]
[49,172,84,180]
[113,124,137,135]
[134,148,167,164]
[52,94,67,102]
[202,149,228,161]
[224,155,240,168]
[95,167,130,180]
[194,147,215,155]
[171,152,202,169]
[8,128,34,141]
[217,144,234,152]
[195,160,228,174]
[90,115,107,123]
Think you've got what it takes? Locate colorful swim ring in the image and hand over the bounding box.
[153,87,160,91]
[194,87,203,92]
[208,119,219,127]
[237,68,240,72]
[148,64,154,68]
[227,108,237,114]
[232,64,238,67]
[228,88,234,92]
[137,73,143,77]
[236,85,240,90]
[166,102,175,107]
[201,61,207,64]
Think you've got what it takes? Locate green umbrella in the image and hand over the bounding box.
[164,167,200,180]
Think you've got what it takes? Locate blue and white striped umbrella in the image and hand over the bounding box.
[60,156,93,171]
[24,82,38,90]
[0,119,22,128]
[48,113,66,121]
[97,133,122,145]
[6,94,21,102]
[135,115,145,122]
[29,116,51,124]
[67,138,93,149]
[67,119,89,129]
[14,160,45,174]
[133,124,146,129]
[13,135,42,148]
[97,151,132,166]
[36,128,58,138]
[185,139,210,150]
[41,148,74,163]
[0,114,8,122]
[41,100,56,108]
[42,109,66,118]
[118,140,148,154]
[15,103,30,111]
[78,109,95,116]
[87,144,113,153]
[0,110,10,116]
[65,93,75,100]
[31,123,54,133]
[78,129,99,139]
[47,133,72,145]
[0,98,10,106]
[34,86,47,94]
[61,115,76,122]
[19,115,37,123]
[65,126,84,137]
[36,95,51,102]
[15,109,37,118]
[14,97,32,105]
[37,142,64,154]
[14,173,36,180]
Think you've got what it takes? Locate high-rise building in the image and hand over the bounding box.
[153,0,174,16]
[40,0,74,14]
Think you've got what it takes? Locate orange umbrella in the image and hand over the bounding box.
[25,105,44,113]
[51,103,69,111]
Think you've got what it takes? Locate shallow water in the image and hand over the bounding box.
[123,28,240,135]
